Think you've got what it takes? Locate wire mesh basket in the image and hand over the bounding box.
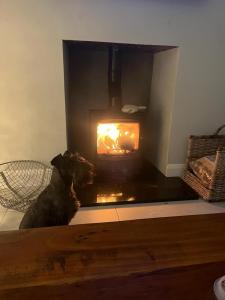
[0,160,53,212]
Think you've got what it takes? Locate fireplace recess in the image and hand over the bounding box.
[63,40,198,205]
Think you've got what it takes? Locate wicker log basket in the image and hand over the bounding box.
[183,124,225,202]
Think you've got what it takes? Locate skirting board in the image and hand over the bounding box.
[166,164,185,177]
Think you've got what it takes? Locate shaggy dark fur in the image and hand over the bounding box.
[19,151,94,229]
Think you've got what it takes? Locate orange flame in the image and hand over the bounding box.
[97,122,139,155]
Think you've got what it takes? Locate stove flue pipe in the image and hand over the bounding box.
[108,45,122,111]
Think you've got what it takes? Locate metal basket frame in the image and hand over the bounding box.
[0,160,52,212]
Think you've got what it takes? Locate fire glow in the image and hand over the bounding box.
[97,122,139,155]
[97,193,135,203]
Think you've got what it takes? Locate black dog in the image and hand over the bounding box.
[19,151,94,229]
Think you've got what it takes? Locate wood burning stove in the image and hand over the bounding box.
[95,118,142,180]
[89,109,144,180]
[89,45,144,179]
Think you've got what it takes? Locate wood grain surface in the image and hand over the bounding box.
[0,213,225,299]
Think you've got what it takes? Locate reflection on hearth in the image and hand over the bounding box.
[97,192,135,203]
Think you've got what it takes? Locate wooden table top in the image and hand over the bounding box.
[0,213,225,299]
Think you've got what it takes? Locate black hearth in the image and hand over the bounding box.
[77,161,197,206]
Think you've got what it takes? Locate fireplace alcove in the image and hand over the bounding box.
[63,40,197,206]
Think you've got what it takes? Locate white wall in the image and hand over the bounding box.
[1,0,225,166]
[148,48,179,174]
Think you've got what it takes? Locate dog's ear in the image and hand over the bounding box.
[63,150,73,158]
[51,154,63,169]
